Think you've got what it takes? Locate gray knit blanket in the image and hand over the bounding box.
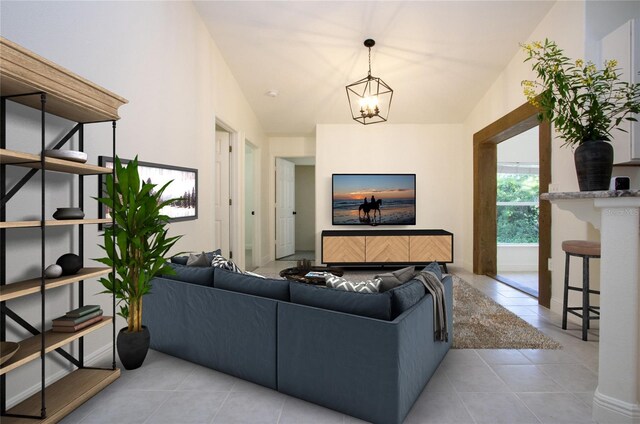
[414,271,449,342]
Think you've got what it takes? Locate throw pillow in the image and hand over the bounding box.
[171,249,222,266]
[325,274,381,293]
[422,262,443,280]
[186,252,210,267]
[375,266,417,292]
[210,254,242,273]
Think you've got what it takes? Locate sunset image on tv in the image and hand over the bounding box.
[332,174,416,225]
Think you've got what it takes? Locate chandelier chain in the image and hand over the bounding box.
[368,47,372,77]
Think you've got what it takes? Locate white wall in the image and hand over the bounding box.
[0,0,266,406]
[315,124,465,265]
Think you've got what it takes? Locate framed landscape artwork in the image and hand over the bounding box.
[98,156,198,223]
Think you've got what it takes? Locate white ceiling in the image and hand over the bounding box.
[194,1,555,135]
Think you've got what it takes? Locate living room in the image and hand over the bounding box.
[1,1,639,423]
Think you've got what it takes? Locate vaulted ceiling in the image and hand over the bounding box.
[194,1,555,134]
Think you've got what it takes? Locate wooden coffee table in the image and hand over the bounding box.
[279,266,344,285]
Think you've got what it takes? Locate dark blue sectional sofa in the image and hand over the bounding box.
[143,266,453,424]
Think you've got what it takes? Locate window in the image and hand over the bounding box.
[497,163,539,244]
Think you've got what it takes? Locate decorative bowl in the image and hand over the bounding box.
[53,207,84,220]
[44,150,88,163]
[0,342,20,365]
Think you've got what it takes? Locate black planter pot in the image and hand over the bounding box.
[574,141,613,191]
[117,326,150,370]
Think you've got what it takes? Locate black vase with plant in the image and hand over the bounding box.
[96,156,182,369]
[522,39,640,191]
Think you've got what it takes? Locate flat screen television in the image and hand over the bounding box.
[332,174,416,226]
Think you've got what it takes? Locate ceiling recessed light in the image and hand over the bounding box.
[266,89,279,97]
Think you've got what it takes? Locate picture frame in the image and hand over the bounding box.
[98,156,198,223]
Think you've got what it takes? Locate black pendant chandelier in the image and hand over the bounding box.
[345,39,393,125]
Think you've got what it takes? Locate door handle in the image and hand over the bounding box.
[293,211,297,215]
[251,211,255,215]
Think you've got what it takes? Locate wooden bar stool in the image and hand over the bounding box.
[562,240,601,341]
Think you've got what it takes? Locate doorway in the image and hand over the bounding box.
[495,127,540,298]
[214,123,236,260]
[473,101,551,307]
[275,157,315,261]
[245,141,257,271]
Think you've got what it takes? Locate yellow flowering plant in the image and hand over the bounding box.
[522,39,640,147]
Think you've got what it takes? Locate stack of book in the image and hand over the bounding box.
[52,305,103,333]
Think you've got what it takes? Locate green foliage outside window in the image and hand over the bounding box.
[497,173,539,244]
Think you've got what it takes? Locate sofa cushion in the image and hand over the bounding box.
[187,252,210,267]
[422,262,443,280]
[388,279,426,319]
[375,266,417,292]
[289,282,392,320]
[213,268,289,301]
[161,262,214,286]
[171,249,222,266]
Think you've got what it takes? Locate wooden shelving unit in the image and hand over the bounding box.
[0,268,110,302]
[0,317,113,375]
[2,368,121,424]
[1,36,127,422]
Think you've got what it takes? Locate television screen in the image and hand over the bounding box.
[332,174,416,225]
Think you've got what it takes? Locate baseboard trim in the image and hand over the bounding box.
[593,387,640,423]
[6,343,113,409]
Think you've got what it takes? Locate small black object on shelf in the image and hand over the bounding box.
[53,207,85,220]
[56,253,82,276]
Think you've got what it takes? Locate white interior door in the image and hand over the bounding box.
[215,130,230,257]
[276,158,295,258]
[245,142,255,270]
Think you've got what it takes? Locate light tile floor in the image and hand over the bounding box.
[496,272,539,298]
[60,265,599,424]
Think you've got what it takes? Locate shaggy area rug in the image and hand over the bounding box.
[255,267,561,349]
[451,275,561,349]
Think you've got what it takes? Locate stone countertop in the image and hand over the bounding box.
[540,190,640,200]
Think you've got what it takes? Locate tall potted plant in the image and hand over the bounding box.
[96,156,181,369]
[522,39,640,190]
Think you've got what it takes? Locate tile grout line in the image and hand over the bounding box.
[275,396,287,424]
[209,390,233,424]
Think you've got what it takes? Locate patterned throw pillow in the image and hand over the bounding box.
[210,254,242,273]
[325,274,382,293]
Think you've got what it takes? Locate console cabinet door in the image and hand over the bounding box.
[322,236,365,263]
[365,236,409,263]
[409,235,452,262]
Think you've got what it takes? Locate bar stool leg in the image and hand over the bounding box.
[562,252,570,330]
[582,256,589,341]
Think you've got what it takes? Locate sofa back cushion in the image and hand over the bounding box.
[289,282,392,320]
[161,262,214,286]
[213,268,290,301]
[388,279,426,319]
